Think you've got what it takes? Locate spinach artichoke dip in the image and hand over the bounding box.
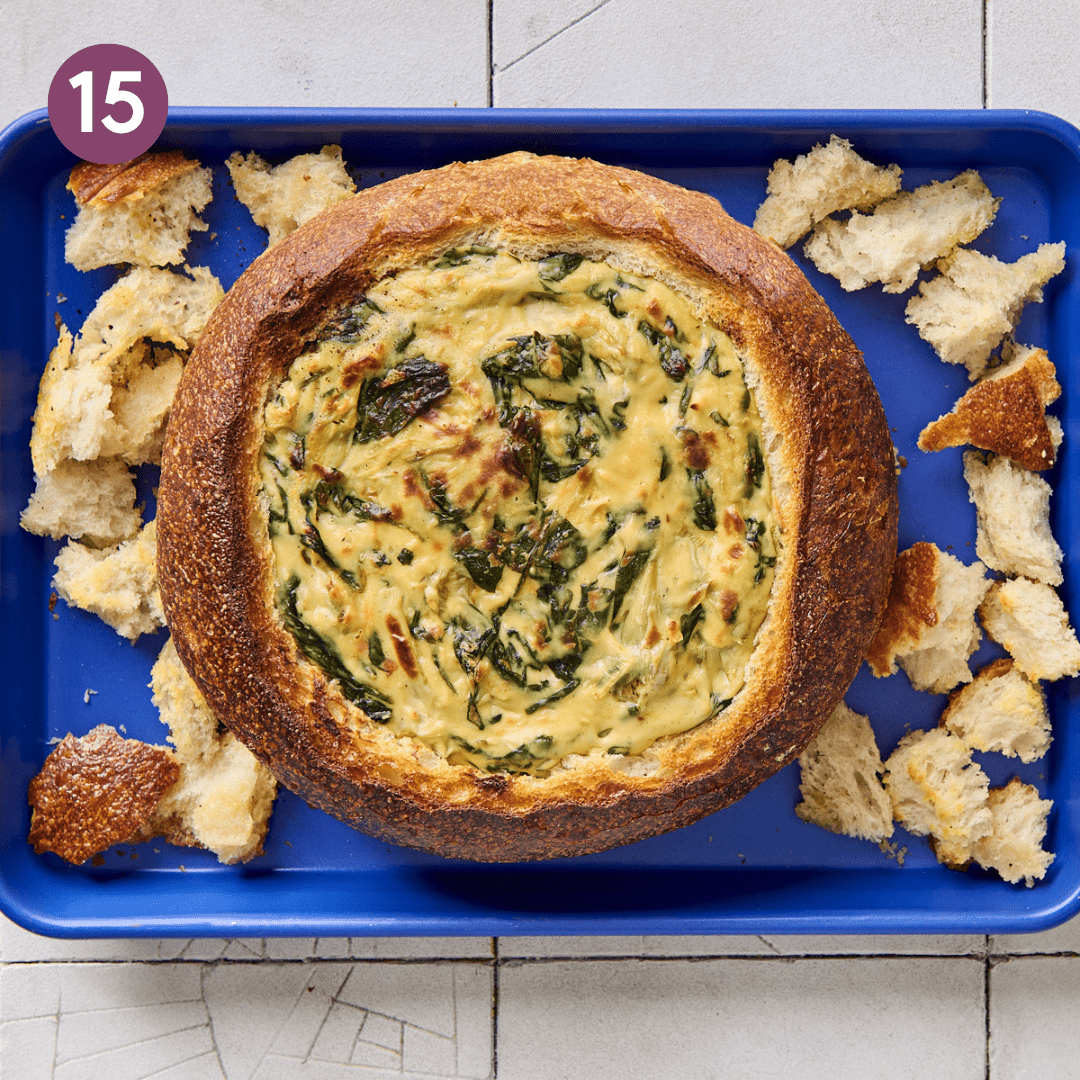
[259,248,777,777]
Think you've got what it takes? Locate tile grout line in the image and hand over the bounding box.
[492,936,501,1079]
[451,959,459,1078]
[984,943,992,1080]
[0,955,502,968]
[490,952,994,964]
[339,993,373,1066]
[51,983,60,1079]
[487,0,494,107]
[982,0,989,108]
[1,950,1025,968]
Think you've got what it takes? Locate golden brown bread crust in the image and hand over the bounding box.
[866,541,939,677]
[918,348,1060,470]
[67,151,199,206]
[28,725,179,865]
[157,152,898,861]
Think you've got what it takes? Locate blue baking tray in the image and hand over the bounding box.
[2,107,1079,937]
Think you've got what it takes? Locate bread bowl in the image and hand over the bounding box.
[156,151,898,862]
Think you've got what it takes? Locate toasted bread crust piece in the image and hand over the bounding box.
[68,151,200,206]
[28,725,179,865]
[867,542,989,692]
[65,153,213,271]
[918,347,1060,469]
[158,152,898,862]
[867,542,940,676]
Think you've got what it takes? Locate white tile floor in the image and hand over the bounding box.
[4,1,1080,1076]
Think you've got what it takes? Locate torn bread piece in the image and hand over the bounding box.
[52,518,163,641]
[905,243,1066,380]
[803,170,998,293]
[28,725,179,865]
[97,346,185,466]
[69,152,203,205]
[30,266,223,475]
[883,727,992,870]
[867,542,990,693]
[963,451,1062,586]
[918,344,1061,470]
[227,145,356,247]
[941,658,1051,763]
[29,324,112,475]
[65,151,213,270]
[71,265,223,365]
[973,778,1054,886]
[795,701,893,841]
[142,638,277,864]
[979,578,1080,682]
[753,135,902,249]
[20,456,140,547]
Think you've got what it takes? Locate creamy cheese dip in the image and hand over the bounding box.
[260,248,778,775]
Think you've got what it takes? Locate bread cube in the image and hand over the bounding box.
[804,171,997,293]
[796,701,893,841]
[146,638,278,864]
[867,542,990,693]
[883,727,991,869]
[52,519,163,642]
[973,779,1054,886]
[20,456,140,547]
[919,344,1060,470]
[905,243,1065,380]
[941,658,1051,763]
[979,578,1080,681]
[963,451,1062,586]
[227,144,356,247]
[753,135,902,249]
[65,151,212,270]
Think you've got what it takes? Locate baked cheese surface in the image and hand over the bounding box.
[260,249,777,775]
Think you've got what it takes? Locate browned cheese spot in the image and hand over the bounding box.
[386,615,418,679]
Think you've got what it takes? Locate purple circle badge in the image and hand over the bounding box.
[48,44,168,165]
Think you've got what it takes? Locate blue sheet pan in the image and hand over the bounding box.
[1,107,1078,937]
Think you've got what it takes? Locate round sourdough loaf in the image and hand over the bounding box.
[157,152,898,862]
